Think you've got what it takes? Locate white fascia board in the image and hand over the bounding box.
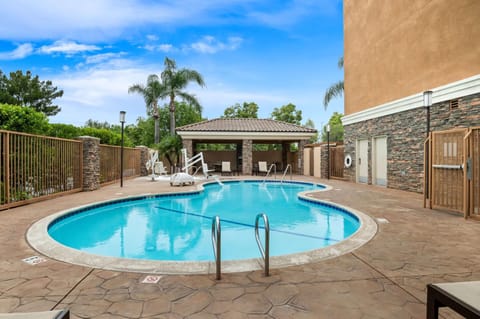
[177,131,315,140]
[343,74,480,126]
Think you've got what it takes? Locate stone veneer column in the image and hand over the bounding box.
[297,140,307,174]
[182,139,193,170]
[136,146,149,176]
[77,136,100,191]
[242,139,252,175]
[320,144,328,178]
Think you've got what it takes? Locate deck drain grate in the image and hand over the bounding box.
[142,275,162,284]
[22,256,47,265]
[376,218,389,224]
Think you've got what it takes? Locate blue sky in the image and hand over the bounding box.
[0,0,344,132]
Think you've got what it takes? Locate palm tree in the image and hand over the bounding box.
[128,74,164,144]
[323,57,344,109]
[160,57,205,136]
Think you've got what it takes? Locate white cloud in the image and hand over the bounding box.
[39,40,100,55]
[143,44,174,53]
[146,34,159,41]
[85,52,126,64]
[0,43,34,60]
[191,36,243,54]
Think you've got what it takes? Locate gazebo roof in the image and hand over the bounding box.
[176,118,316,141]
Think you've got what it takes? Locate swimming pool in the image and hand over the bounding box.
[27,180,377,274]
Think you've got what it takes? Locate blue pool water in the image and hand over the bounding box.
[48,181,360,261]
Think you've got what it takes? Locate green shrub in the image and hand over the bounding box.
[0,103,49,134]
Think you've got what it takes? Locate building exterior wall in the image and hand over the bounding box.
[343,92,480,192]
[344,0,480,115]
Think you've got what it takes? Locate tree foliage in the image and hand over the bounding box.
[222,102,258,118]
[85,119,111,129]
[0,103,50,134]
[156,135,183,167]
[304,118,318,143]
[159,57,205,136]
[271,103,302,125]
[0,70,63,116]
[321,112,344,142]
[323,57,344,109]
[128,74,164,143]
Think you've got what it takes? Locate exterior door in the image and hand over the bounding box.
[373,137,387,186]
[357,139,368,183]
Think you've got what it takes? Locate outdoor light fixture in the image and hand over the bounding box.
[327,124,331,180]
[423,90,432,137]
[120,111,126,187]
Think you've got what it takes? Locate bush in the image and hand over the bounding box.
[80,127,133,146]
[0,103,49,134]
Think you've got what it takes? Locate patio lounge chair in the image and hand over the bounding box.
[0,309,69,319]
[258,161,268,176]
[221,161,232,175]
[154,161,168,175]
[427,281,480,319]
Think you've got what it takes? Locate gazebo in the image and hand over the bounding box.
[176,118,317,175]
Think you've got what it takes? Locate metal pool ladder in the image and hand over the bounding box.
[262,163,277,184]
[280,164,292,183]
[255,213,270,276]
[211,216,221,280]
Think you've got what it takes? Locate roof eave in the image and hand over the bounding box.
[177,131,315,140]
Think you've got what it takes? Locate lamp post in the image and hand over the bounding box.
[424,90,432,137]
[327,124,330,180]
[119,111,126,187]
[423,91,432,199]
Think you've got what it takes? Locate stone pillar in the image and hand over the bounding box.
[297,140,307,174]
[182,139,193,159]
[77,136,100,191]
[136,146,149,176]
[242,139,252,175]
[320,144,328,178]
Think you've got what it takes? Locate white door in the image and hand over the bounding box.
[357,139,368,183]
[373,137,387,186]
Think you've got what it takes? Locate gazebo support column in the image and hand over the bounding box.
[297,140,307,174]
[282,142,289,171]
[242,139,252,175]
[182,139,193,166]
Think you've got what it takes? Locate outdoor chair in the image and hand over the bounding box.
[154,161,168,175]
[221,161,232,176]
[0,309,70,319]
[258,161,268,176]
[202,163,216,178]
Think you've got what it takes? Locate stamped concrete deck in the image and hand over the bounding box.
[1,175,479,318]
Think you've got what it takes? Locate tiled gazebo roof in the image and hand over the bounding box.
[176,118,317,133]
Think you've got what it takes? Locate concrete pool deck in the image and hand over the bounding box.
[1,175,479,318]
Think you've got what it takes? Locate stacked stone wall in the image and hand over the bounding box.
[77,136,100,191]
[344,92,480,193]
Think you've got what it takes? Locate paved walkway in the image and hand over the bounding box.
[0,176,479,318]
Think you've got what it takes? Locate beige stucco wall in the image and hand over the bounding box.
[344,0,480,115]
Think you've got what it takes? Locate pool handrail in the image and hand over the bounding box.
[254,213,270,276]
[280,164,292,183]
[211,216,221,280]
[262,164,277,183]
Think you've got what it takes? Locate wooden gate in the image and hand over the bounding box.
[465,127,480,218]
[425,127,479,218]
[330,145,344,179]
